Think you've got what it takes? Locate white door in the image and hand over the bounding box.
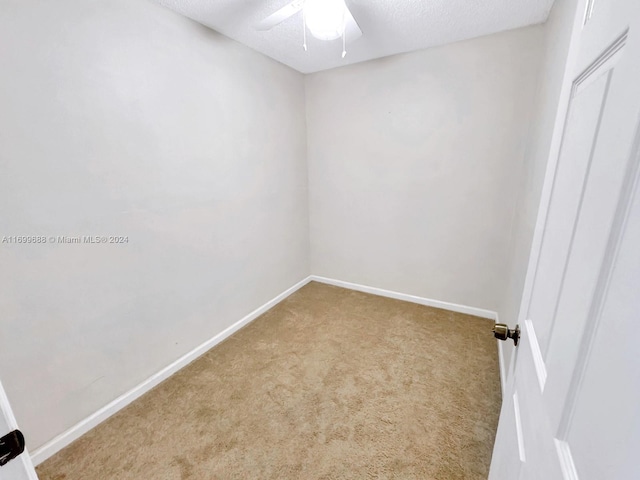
[0,380,37,480]
[489,0,640,478]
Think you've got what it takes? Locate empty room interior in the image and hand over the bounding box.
[1,0,639,479]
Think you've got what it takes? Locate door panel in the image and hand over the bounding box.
[544,34,631,429]
[490,391,523,480]
[526,69,609,356]
[513,332,562,480]
[565,176,640,480]
[489,0,640,478]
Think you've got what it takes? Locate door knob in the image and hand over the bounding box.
[0,429,25,467]
[493,323,520,346]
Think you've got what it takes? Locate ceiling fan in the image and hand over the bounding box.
[255,0,362,57]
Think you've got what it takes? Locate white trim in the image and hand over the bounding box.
[0,380,39,479]
[497,339,506,397]
[555,439,579,480]
[309,276,504,395]
[30,276,312,466]
[524,319,547,392]
[0,381,21,440]
[13,448,38,480]
[309,275,498,320]
[513,391,526,463]
[493,310,507,398]
[31,275,500,466]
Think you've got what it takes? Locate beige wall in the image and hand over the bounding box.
[0,0,309,450]
[0,0,580,456]
[306,27,544,312]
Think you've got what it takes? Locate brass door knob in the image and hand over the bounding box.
[493,323,520,346]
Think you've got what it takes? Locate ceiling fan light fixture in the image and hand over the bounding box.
[304,0,346,41]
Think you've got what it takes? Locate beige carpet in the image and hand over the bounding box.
[36,282,501,480]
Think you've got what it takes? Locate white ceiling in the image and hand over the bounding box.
[156,0,555,74]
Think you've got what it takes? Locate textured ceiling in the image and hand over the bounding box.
[156,0,555,73]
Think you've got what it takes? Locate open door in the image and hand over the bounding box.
[0,380,37,480]
[489,0,640,478]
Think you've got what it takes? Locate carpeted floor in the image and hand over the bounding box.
[36,282,501,480]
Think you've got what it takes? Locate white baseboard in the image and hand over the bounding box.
[310,275,505,397]
[310,275,498,320]
[30,276,312,466]
[31,274,502,466]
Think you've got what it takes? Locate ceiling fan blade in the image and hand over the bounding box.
[344,7,362,42]
[254,0,304,31]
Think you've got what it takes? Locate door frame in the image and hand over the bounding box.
[0,379,38,479]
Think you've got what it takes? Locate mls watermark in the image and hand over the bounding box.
[1,235,129,245]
